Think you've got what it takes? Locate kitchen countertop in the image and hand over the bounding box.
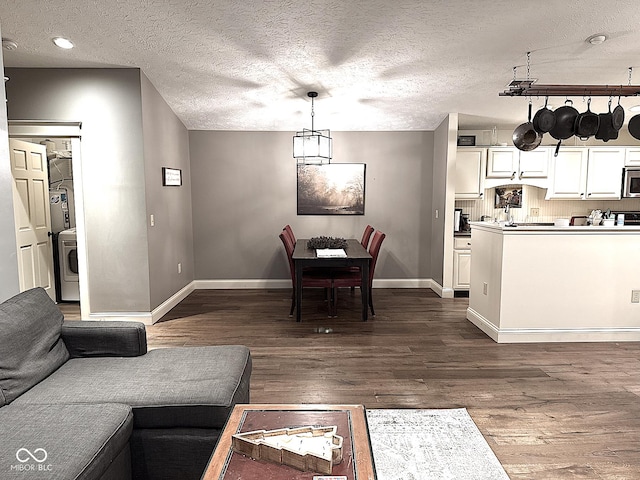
[467,221,640,343]
[470,221,640,234]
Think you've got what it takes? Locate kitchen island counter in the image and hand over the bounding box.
[466,222,640,343]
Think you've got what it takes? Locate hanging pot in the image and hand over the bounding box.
[595,99,618,142]
[549,100,578,156]
[512,102,542,151]
[612,97,625,131]
[532,97,556,133]
[574,98,600,140]
[629,114,640,141]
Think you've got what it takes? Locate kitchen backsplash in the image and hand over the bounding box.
[456,184,640,223]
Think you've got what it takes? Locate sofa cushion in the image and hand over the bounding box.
[14,345,251,429]
[0,403,133,480]
[0,288,69,406]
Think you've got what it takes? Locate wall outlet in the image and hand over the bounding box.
[483,282,488,295]
[632,290,640,304]
[530,208,540,217]
[177,262,182,274]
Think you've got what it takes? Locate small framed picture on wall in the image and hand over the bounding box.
[162,167,182,186]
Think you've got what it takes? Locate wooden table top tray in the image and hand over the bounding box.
[232,425,343,474]
[201,404,376,480]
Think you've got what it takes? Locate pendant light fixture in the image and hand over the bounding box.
[293,91,332,164]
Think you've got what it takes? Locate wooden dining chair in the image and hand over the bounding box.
[344,224,375,293]
[360,224,375,249]
[332,230,386,317]
[279,232,334,317]
[282,224,296,245]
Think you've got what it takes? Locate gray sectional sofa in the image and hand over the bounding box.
[0,287,252,480]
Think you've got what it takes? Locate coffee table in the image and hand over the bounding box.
[201,404,376,480]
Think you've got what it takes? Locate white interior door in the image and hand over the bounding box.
[9,139,56,300]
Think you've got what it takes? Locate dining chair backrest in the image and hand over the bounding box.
[279,232,296,283]
[283,225,296,244]
[360,224,375,249]
[367,230,386,286]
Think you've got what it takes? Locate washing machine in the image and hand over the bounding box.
[58,228,80,301]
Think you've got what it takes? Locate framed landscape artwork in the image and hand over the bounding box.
[297,163,366,215]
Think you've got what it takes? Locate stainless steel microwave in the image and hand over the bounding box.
[623,168,640,198]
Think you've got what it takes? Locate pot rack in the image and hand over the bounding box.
[500,54,640,98]
[500,80,640,98]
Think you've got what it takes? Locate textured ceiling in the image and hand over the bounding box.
[2,0,640,131]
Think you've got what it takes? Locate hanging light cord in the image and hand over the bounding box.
[310,95,315,132]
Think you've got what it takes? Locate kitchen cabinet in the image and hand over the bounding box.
[453,237,472,290]
[455,148,485,199]
[626,148,640,166]
[546,147,624,200]
[485,147,550,188]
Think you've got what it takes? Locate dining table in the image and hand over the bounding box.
[292,238,372,322]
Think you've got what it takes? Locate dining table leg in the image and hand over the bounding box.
[295,261,304,322]
[361,259,370,321]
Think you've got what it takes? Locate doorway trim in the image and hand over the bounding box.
[8,121,90,318]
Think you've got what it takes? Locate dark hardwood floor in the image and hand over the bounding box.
[59,288,640,479]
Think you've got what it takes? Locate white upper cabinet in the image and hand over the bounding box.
[485,147,550,188]
[585,148,625,199]
[486,148,518,179]
[546,147,624,200]
[455,148,485,199]
[519,148,550,178]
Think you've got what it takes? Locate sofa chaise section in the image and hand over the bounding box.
[15,344,252,479]
[0,287,252,480]
[0,403,133,480]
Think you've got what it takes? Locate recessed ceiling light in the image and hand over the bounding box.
[2,38,18,51]
[629,105,640,113]
[52,37,74,49]
[587,34,607,45]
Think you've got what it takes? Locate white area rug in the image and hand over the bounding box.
[366,408,510,480]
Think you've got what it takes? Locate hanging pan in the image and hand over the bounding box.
[595,98,618,142]
[532,96,556,134]
[574,98,600,140]
[512,101,542,151]
[549,99,578,156]
[612,96,625,131]
[629,114,640,141]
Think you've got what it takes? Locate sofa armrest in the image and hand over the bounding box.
[61,321,147,358]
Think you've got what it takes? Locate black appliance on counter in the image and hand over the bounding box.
[610,211,640,226]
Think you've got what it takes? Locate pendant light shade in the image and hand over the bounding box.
[293,91,332,164]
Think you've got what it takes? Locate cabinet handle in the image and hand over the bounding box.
[511,171,516,180]
[587,192,592,196]
[519,171,524,179]
[580,192,584,197]
[479,192,483,197]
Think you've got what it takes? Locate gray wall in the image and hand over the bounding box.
[430,114,455,288]
[140,73,194,308]
[5,68,150,312]
[0,26,20,302]
[188,130,434,282]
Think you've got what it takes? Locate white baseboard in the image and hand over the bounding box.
[430,281,454,298]
[86,279,442,323]
[87,282,196,325]
[467,307,640,343]
[195,278,435,290]
[150,282,196,324]
[194,279,292,289]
